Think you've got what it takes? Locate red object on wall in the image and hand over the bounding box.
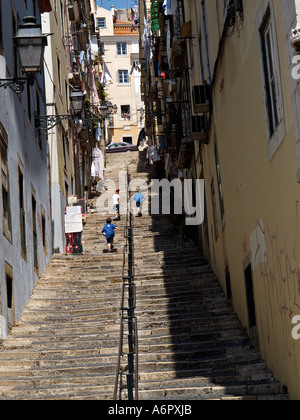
[38,0,52,13]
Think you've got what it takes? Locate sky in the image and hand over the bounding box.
[96,0,137,10]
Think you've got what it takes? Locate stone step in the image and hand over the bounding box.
[137,382,283,400]
[0,151,288,400]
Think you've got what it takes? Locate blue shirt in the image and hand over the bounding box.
[133,193,145,204]
[102,223,117,238]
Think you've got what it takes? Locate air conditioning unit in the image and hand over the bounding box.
[193,85,211,114]
[191,115,208,142]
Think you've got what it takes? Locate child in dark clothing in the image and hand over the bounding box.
[102,218,119,251]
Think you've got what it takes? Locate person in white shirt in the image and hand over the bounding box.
[112,189,120,220]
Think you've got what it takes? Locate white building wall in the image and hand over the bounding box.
[42,7,73,253]
[0,3,52,339]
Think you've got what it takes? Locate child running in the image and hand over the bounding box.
[133,187,145,217]
[112,189,120,220]
[101,218,119,252]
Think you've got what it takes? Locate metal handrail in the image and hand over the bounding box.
[113,167,138,400]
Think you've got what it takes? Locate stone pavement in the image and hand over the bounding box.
[0,151,289,400]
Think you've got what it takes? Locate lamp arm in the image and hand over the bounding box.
[0,78,27,94]
[34,113,74,133]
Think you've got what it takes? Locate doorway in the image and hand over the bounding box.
[244,261,259,348]
[5,262,15,331]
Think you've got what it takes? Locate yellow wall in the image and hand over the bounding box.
[186,0,300,398]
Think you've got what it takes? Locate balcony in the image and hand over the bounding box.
[177,138,195,170]
[191,115,208,143]
[193,85,211,114]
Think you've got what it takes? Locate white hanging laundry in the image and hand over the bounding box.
[91,146,104,179]
[101,61,113,85]
[163,0,177,15]
[91,161,96,177]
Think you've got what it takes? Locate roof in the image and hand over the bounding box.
[38,0,52,13]
[114,20,138,36]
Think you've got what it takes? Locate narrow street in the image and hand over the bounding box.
[0,151,288,400]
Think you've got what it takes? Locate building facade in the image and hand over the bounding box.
[141,0,300,399]
[0,0,52,338]
[42,1,75,253]
[95,5,143,145]
[0,0,101,339]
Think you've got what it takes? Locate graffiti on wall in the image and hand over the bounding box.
[249,215,300,354]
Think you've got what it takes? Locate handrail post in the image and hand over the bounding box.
[114,165,138,401]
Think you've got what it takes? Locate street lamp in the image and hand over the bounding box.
[107,102,114,115]
[0,16,48,93]
[99,104,109,118]
[35,93,117,133]
[14,16,47,74]
[100,102,118,117]
[70,88,85,114]
[138,107,145,120]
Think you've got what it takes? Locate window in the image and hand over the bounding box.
[214,134,225,223]
[0,124,12,243]
[18,165,26,259]
[62,132,67,169]
[211,180,219,241]
[117,42,127,56]
[32,192,38,270]
[97,17,106,29]
[27,81,32,122]
[99,42,105,56]
[198,35,205,84]
[260,8,279,136]
[118,70,129,84]
[65,181,68,198]
[36,90,42,152]
[12,13,17,77]
[225,267,232,301]
[121,105,131,120]
[60,0,65,35]
[122,137,133,145]
[57,56,62,94]
[257,1,285,159]
[33,0,37,17]
[5,262,15,330]
[244,264,257,329]
[65,81,69,112]
[201,0,211,83]
[6,274,12,310]
[133,59,139,69]
[41,206,47,253]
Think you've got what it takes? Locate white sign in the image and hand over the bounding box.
[66,206,82,215]
[65,213,83,233]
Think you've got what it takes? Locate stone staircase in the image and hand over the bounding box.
[0,151,289,400]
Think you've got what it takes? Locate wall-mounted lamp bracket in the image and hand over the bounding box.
[0,78,27,94]
[34,112,103,134]
[34,113,73,133]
